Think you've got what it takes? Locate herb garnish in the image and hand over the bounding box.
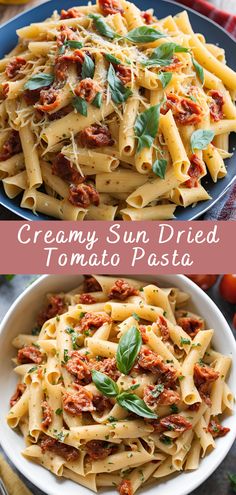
[152,158,167,179]
[190,129,215,152]
[125,26,166,43]
[24,73,54,91]
[82,54,95,79]
[88,13,117,39]
[73,95,88,116]
[116,326,142,374]
[107,64,132,103]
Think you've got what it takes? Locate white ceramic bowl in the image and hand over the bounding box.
[0,275,235,495]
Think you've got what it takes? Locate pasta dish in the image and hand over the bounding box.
[7,276,233,494]
[0,1,236,220]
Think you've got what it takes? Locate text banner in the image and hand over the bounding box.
[0,221,233,274]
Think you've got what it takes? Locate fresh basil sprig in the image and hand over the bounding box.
[88,13,117,39]
[142,42,188,67]
[125,26,166,43]
[134,104,160,153]
[92,92,102,108]
[59,40,83,54]
[117,393,158,419]
[116,326,142,375]
[107,64,132,104]
[92,370,119,397]
[152,158,167,179]
[190,129,215,152]
[73,95,88,116]
[158,72,172,89]
[192,57,204,84]
[24,73,54,91]
[82,54,95,79]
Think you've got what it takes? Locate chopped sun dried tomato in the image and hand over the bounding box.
[138,348,178,387]
[144,385,180,408]
[194,363,219,405]
[115,64,132,85]
[79,124,114,148]
[41,401,53,428]
[63,385,94,415]
[108,279,138,300]
[161,56,183,72]
[52,153,84,185]
[0,131,22,162]
[5,57,26,79]
[66,351,91,384]
[153,414,192,433]
[60,8,84,19]
[37,87,61,112]
[118,479,133,495]
[17,346,43,365]
[185,154,205,188]
[75,78,102,103]
[176,314,204,339]
[161,93,202,125]
[79,293,97,304]
[85,440,116,460]
[78,312,111,334]
[208,90,224,122]
[98,0,124,16]
[40,435,79,461]
[69,183,100,208]
[141,10,156,24]
[10,383,26,408]
[208,418,230,438]
[37,295,67,327]
[90,357,120,381]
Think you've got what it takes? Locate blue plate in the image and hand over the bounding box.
[0,0,235,220]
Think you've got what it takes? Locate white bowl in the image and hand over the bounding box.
[0,274,235,495]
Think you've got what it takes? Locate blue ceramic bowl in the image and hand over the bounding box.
[0,0,235,220]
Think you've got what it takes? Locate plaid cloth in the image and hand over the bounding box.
[176,0,236,219]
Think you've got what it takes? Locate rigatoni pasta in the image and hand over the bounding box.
[7,275,233,494]
[0,0,236,219]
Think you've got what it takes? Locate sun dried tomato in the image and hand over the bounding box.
[161,93,202,125]
[208,418,230,438]
[40,435,79,461]
[138,348,178,387]
[79,294,97,304]
[75,78,102,103]
[154,414,192,433]
[79,124,114,148]
[85,440,116,460]
[208,90,224,121]
[10,383,26,408]
[84,276,101,292]
[66,351,91,384]
[109,279,138,300]
[0,131,22,161]
[185,154,205,188]
[42,401,52,428]
[5,57,26,79]
[63,385,94,415]
[69,183,100,208]
[98,0,124,16]
[37,295,67,327]
[52,153,84,185]
[176,314,204,339]
[17,346,43,365]
[118,479,133,495]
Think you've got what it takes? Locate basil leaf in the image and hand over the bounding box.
[116,326,142,375]
[125,26,165,43]
[158,72,172,88]
[82,54,95,79]
[92,370,119,397]
[152,158,167,179]
[190,129,215,152]
[105,53,121,65]
[192,57,204,84]
[92,92,102,108]
[89,13,117,39]
[28,366,38,373]
[134,104,160,153]
[73,96,88,116]
[107,64,132,104]
[117,393,158,419]
[143,42,188,67]
[24,73,54,91]
[67,40,83,49]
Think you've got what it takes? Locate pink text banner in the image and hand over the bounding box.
[0,221,233,274]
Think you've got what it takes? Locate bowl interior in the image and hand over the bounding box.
[0,274,235,495]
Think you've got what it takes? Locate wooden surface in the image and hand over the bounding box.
[0,0,46,24]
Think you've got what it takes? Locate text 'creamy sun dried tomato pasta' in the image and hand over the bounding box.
[0,1,236,220]
[7,276,233,494]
